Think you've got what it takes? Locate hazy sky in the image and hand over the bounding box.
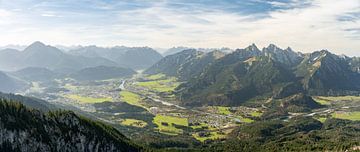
[0,0,360,56]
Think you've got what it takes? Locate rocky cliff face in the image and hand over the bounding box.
[262,44,303,66]
[0,100,140,152]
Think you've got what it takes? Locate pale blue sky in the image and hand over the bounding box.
[0,0,359,55]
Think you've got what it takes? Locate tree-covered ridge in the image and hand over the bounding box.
[202,117,360,152]
[0,99,141,152]
[0,92,54,111]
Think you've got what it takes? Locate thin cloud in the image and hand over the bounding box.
[0,9,12,17]
[41,13,61,17]
[0,0,359,56]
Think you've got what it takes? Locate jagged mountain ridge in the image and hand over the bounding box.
[177,55,299,106]
[296,50,360,95]
[263,44,304,66]
[146,44,360,106]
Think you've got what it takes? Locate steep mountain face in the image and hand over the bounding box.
[145,49,225,80]
[13,67,58,82]
[178,50,226,80]
[295,50,360,95]
[165,44,303,106]
[262,44,303,66]
[177,55,298,106]
[70,66,136,81]
[0,42,118,72]
[0,99,140,152]
[145,49,203,77]
[147,44,304,106]
[69,46,163,70]
[0,71,27,93]
[204,44,263,68]
[145,44,360,106]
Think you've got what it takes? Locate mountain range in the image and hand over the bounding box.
[0,41,164,93]
[0,42,118,73]
[146,44,360,106]
[0,41,164,72]
[145,49,225,81]
[68,45,163,70]
[162,46,233,57]
[1,41,360,151]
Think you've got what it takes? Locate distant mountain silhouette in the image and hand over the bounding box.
[69,46,163,70]
[0,41,118,72]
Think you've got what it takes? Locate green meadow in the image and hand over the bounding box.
[137,75,180,93]
[145,74,166,80]
[192,131,226,142]
[153,114,188,135]
[119,91,144,108]
[65,94,112,103]
[314,96,360,105]
[332,111,360,121]
[121,119,148,128]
